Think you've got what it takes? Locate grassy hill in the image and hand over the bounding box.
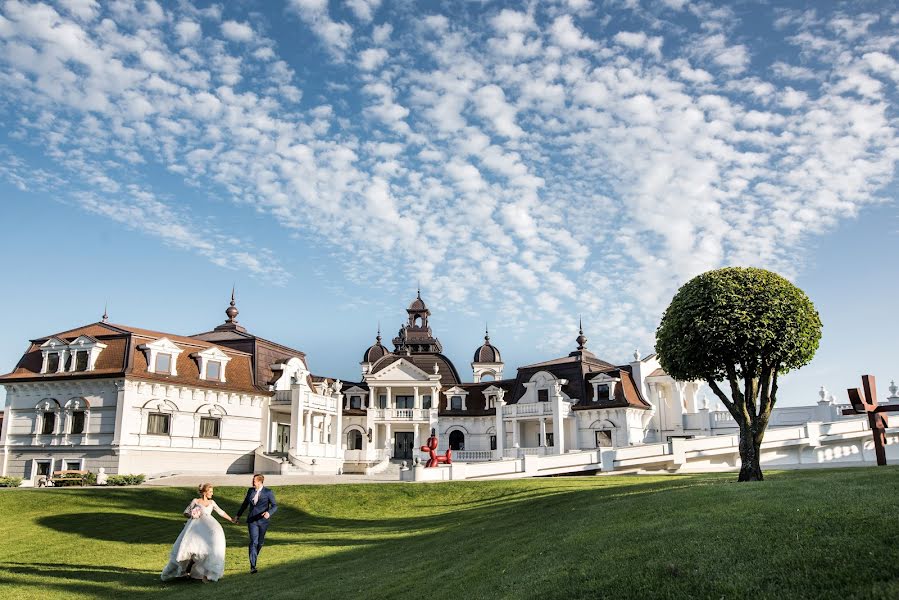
[1,468,898,599]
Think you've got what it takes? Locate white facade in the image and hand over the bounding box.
[0,377,269,483]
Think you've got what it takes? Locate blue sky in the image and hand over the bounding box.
[0,0,897,409]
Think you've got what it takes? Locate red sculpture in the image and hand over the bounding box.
[421,430,452,468]
[842,375,899,466]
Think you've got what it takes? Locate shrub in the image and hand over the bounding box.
[84,471,97,485]
[0,476,22,488]
[106,474,145,486]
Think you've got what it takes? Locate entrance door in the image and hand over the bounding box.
[275,424,290,454]
[394,432,414,460]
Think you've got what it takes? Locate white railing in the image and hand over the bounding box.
[343,448,391,462]
[504,403,553,417]
[273,390,292,404]
[370,408,430,421]
[454,450,493,462]
[307,394,338,412]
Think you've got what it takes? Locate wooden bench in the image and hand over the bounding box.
[51,470,89,486]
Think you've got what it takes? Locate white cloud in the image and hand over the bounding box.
[175,20,201,45]
[549,15,596,51]
[613,31,663,58]
[287,0,353,58]
[358,47,388,71]
[221,20,254,43]
[346,0,381,23]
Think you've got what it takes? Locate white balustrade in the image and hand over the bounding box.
[454,450,493,462]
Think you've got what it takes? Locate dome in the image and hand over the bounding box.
[408,290,428,312]
[473,330,501,363]
[362,330,389,364]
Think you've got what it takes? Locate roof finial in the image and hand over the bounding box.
[225,285,239,323]
[376,321,382,343]
[576,316,588,350]
[417,280,421,299]
[101,302,109,324]
[485,322,490,342]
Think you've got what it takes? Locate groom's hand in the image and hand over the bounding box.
[262,511,270,519]
[232,517,239,524]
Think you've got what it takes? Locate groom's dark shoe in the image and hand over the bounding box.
[251,567,258,574]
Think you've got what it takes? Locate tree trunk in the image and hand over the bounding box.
[737,425,763,482]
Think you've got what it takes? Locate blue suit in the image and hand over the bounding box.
[236,486,278,569]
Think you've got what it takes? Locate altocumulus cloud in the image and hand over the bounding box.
[0,0,897,356]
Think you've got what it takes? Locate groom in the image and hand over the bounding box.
[234,474,278,574]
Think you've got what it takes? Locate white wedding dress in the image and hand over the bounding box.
[161,500,227,582]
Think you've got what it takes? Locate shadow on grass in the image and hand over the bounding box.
[11,469,899,600]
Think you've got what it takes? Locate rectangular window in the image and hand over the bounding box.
[147,413,170,435]
[71,411,85,435]
[595,431,612,448]
[596,385,610,402]
[74,351,88,372]
[546,433,554,447]
[206,360,222,381]
[350,395,361,409]
[378,394,387,409]
[66,460,81,471]
[490,435,497,450]
[41,412,56,435]
[155,353,172,374]
[422,395,432,409]
[451,395,463,410]
[538,389,549,402]
[199,417,220,439]
[395,395,414,409]
[46,353,60,373]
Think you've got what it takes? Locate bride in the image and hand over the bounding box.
[161,483,234,582]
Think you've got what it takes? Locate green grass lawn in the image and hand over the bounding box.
[1,468,898,599]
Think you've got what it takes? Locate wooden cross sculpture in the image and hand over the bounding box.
[842,375,898,466]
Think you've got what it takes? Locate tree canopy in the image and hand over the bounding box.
[655,267,822,481]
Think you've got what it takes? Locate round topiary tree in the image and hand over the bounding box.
[655,267,822,481]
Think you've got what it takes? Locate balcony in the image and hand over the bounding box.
[370,408,432,421]
[270,390,338,412]
[503,402,554,418]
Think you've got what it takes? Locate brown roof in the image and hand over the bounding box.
[0,322,266,395]
[368,352,462,389]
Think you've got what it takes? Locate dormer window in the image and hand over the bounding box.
[46,353,60,373]
[451,395,463,410]
[139,338,183,376]
[155,353,173,374]
[538,389,549,402]
[596,384,610,402]
[191,346,231,382]
[206,361,222,381]
[74,351,89,372]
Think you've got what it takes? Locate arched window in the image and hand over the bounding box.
[449,430,465,451]
[480,373,495,382]
[41,412,56,435]
[348,430,363,450]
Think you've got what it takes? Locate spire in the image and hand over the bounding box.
[576,317,588,350]
[225,285,239,323]
[485,322,490,342]
[101,303,109,324]
[376,322,382,343]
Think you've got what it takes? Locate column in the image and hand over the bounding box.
[304,409,312,444]
[494,398,505,460]
[290,388,302,455]
[260,398,272,452]
[552,401,565,456]
[386,386,393,411]
[540,418,547,447]
[414,386,420,410]
[513,419,520,447]
[413,423,420,461]
[335,402,343,462]
[344,394,350,410]
[431,387,439,412]
[369,386,377,409]
[385,422,392,458]
[111,380,127,446]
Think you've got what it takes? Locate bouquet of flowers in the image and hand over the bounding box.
[190,505,203,519]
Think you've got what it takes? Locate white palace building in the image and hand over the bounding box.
[1,292,897,484]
